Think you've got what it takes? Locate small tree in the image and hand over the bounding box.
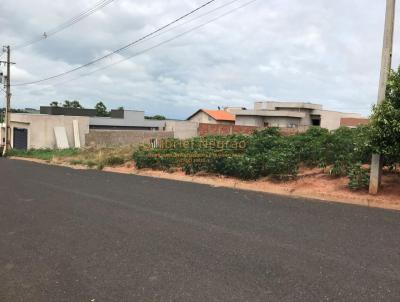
[71,100,83,109]
[62,100,83,109]
[95,101,109,117]
[145,115,166,120]
[370,66,400,162]
[50,101,59,107]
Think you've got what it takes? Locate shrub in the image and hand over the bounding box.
[370,66,400,161]
[132,124,375,186]
[348,164,370,191]
[290,127,331,167]
[221,155,261,180]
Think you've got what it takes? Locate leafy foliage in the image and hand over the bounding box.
[348,164,370,191]
[62,100,84,109]
[145,115,167,120]
[95,101,109,117]
[133,126,372,183]
[370,66,400,163]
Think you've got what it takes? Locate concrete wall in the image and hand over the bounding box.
[85,130,173,147]
[90,110,165,130]
[165,121,199,139]
[264,116,302,128]
[9,113,90,149]
[254,101,322,111]
[235,116,264,127]
[40,106,97,116]
[315,110,363,131]
[236,115,303,128]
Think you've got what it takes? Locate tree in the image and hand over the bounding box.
[50,101,59,107]
[117,106,124,111]
[145,115,166,120]
[95,101,109,117]
[63,100,83,109]
[370,66,400,162]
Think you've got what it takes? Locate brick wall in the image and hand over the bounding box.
[85,130,174,147]
[198,123,257,136]
[198,123,309,137]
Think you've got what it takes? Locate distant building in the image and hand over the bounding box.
[89,110,164,130]
[187,109,235,125]
[40,106,97,117]
[0,113,90,150]
[231,101,366,131]
[40,106,164,130]
[0,107,170,150]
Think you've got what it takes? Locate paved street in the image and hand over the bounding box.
[0,158,399,301]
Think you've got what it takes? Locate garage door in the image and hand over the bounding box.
[13,128,28,150]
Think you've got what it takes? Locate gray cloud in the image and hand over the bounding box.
[0,0,395,118]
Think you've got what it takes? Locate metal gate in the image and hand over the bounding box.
[13,128,28,150]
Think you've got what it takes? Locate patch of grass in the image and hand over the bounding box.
[101,156,125,167]
[8,148,80,161]
[68,159,84,165]
[85,160,97,168]
[9,146,135,170]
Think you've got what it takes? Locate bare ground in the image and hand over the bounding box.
[10,157,400,211]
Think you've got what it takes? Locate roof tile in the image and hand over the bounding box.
[202,109,235,122]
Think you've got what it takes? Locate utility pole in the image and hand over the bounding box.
[369,0,396,194]
[1,46,12,156]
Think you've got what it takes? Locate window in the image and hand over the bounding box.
[312,119,321,126]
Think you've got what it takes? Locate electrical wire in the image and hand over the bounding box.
[13,0,117,50]
[13,0,217,86]
[48,0,258,87]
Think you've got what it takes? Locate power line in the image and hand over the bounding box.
[13,0,217,86]
[12,0,216,86]
[48,0,258,87]
[13,0,117,50]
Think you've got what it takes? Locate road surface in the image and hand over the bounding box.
[0,158,399,301]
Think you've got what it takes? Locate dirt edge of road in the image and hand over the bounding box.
[9,156,400,211]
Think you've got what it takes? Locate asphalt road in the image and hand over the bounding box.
[0,158,399,301]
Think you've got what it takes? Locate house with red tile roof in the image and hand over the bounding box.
[187,109,235,125]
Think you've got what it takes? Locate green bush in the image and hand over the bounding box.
[132,125,374,185]
[370,66,400,163]
[133,133,300,181]
[348,164,370,191]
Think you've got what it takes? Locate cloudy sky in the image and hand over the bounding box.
[0,0,397,119]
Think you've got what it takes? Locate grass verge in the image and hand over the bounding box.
[7,148,80,161]
[8,146,135,170]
